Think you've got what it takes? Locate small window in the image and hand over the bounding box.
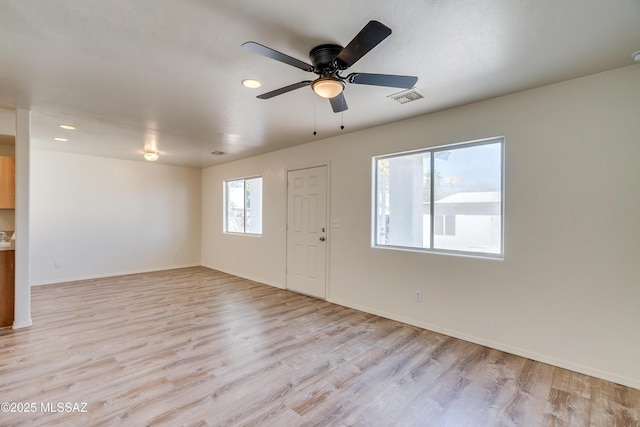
[224,176,263,234]
[373,137,503,258]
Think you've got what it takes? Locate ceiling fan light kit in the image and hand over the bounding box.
[311,77,345,99]
[242,20,418,113]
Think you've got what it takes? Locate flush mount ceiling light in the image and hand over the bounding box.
[311,76,345,99]
[144,151,159,161]
[53,137,68,142]
[59,124,76,130]
[242,79,261,88]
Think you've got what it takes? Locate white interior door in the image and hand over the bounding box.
[286,166,327,299]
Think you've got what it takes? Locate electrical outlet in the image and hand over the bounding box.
[415,291,422,302]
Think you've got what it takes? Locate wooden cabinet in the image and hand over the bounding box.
[0,250,14,327]
[0,156,15,209]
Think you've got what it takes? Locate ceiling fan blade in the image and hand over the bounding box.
[242,41,313,72]
[256,81,312,99]
[329,92,348,113]
[335,21,392,68]
[348,73,417,88]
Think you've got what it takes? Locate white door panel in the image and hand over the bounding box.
[286,166,327,299]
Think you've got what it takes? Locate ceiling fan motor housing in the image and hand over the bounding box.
[309,44,344,73]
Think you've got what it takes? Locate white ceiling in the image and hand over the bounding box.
[1,0,639,168]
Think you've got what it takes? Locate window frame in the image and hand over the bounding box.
[372,137,504,259]
[223,175,263,236]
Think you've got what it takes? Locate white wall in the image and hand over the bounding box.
[31,151,202,284]
[202,64,640,389]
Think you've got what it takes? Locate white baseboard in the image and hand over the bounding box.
[30,263,201,286]
[12,319,33,329]
[329,297,640,391]
[26,265,639,390]
[200,263,285,290]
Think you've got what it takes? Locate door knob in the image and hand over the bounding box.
[319,237,325,241]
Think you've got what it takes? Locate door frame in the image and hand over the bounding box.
[285,162,330,299]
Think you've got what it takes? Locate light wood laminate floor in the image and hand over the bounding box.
[1,267,638,426]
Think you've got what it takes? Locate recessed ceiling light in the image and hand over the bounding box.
[59,124,76,130]
[53,137,68,142]
[242,79,261,89]
[144,151,159,161]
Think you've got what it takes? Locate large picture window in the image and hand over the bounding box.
[224,176,263,234]
[373,137,503,258]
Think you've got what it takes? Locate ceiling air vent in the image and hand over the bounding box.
[388,88,424,104]
[211,151,226,156]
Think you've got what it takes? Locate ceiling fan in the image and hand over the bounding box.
[242,20,418,113]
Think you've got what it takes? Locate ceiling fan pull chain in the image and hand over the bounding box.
[313,94,317,136]
[341,105,345,130]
